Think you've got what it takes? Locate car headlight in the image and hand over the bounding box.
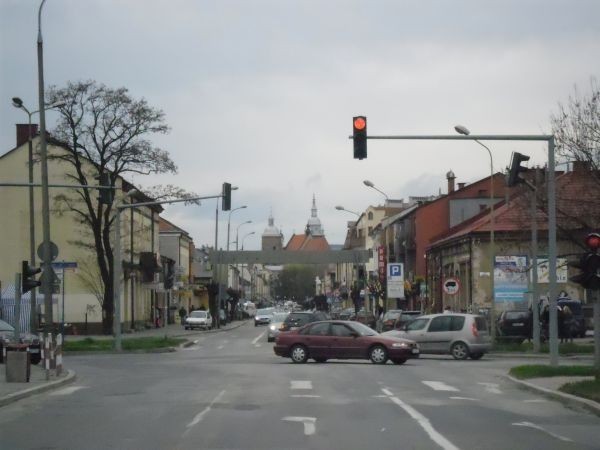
[269,325,276,331]
[392,342,409,348]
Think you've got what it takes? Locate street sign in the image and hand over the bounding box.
[52,261,78,272]
[443,277,460,295]
[387,263,405,298]
[37,241,59,262]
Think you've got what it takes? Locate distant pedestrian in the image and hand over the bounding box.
[443,306,452,314]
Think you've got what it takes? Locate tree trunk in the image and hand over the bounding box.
[102,285,114,335]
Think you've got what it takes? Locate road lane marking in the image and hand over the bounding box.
[512,421,573,442]
[252,331,266,344]
[282,416,316,436]
[450,396,479,401]
[254,344,262,348]
[217,345,224,350]
[50,386,86,396]
[184,390,226,434]
[290,394,320,398]
[381,388,459,450]
[291,380,313,390]
[422,381,460,392]
[523,399,547,403]
[478,382,501,394]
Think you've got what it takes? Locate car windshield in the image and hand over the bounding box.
[257,309,272,316]
[271,313,288,322]
[383,311,401,321]
[349,322,378,336]
[0,319,14,332]
[190,311,207,318]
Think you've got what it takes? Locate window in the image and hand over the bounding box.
[368,212,374,220]
[406,318,429,331]
[307,322,330,336]
[428,316,452,332]
[450,316,465,331]
[331,324,353,337]
[368,226,373,235]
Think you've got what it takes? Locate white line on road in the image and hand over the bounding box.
[422,381,460,392]
[185,390,226,433]
[523,399,547,403]
[449,396,480,401]
[512,421,573,442]
[381,388,459,450]
[254,344,262,348]
[252,331,266,344]
[478,382,502,394]
[217,345,224,350]
[282,416,316,436]
[290,394,321,398]
[291,380,313,390]
[50,386,86,396]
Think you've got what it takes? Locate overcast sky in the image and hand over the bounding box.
[2,0,599,250]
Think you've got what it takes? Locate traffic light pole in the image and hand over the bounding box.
[354,132,559,366]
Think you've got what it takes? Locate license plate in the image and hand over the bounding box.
[411,348,419,354]
[512,323,524,327]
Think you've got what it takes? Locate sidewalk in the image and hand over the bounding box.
[0,319,248,408]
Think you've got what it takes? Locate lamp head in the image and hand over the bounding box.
[454,125,470,136]
[363,180,374,188]
[12,97,24,108]
[335,205,344,210]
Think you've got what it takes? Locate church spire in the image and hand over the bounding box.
[307,194,324,236]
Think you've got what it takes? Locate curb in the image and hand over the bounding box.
[489,352,594,360]
[505,374,600,417]
[0,369,77,408]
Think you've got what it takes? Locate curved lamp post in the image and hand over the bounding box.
[454,125,496,340]
[335,205,360,217]
[226,205,247,252]
[363,180,389,201]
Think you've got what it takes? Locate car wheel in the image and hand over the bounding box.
[391,358,406,365]
[313,357,327,363]
[369,345,388,364]
[290,345,308,364]
[469,353,484,360]
[451,341,469,360]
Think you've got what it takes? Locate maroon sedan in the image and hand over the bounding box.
[274,320,419,364]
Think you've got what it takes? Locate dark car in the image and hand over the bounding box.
[352,309,377,330]
[377,310,403,332]
[497,310,532,342]
[280,311,330,332]
[557,299,586,338]
[0,319,41,365]
[338,308,355,320]
[274,320,419,364]
[393,311,422,331]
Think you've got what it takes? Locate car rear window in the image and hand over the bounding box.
[474,316,487,331]
[285,314,311,325]
[505,311,529,320]
[383,311,401,321]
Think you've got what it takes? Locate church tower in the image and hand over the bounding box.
[306,194,324,236]
[262,211,283,251]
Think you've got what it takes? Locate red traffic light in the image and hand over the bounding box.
[585,233,600,251]
[353,117,366,131]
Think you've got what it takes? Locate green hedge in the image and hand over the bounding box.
[64,336,185,352]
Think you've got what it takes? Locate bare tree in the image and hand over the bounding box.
[46,80,186,334]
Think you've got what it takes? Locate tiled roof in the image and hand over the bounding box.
[285,234,330,251]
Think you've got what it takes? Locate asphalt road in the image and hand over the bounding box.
[0,321,598,450]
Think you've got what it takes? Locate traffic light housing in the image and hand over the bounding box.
[353,116,367,160]
[222,182,231,211]
[97,173,114,205]
[22,260,41,294]
[569,232,600,290]
[507,152,530,187]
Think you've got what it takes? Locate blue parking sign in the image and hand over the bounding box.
[388,264,402,277]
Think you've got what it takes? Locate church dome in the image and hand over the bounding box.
[262,213,281,237]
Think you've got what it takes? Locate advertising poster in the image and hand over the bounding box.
[494,255,528,306]
[535,257,568,283]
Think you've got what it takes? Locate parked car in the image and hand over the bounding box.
[254,308,275,327]
[0,319,41,365]
[274,320,419,364]
[280,311,330,332]
[184,310,212,330]
[338,308,355,320]
[497,310,533,342]
[267,312,290,342]
[376,310,403,332]
[384,313,491,360]
[352,309,376,330]
[392,311,422,331]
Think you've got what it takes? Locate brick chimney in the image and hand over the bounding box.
[446,170,456,194]
[16,123,38,147]
[457,182,466,190]
[572,160,591,172]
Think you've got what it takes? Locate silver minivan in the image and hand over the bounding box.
[383,313,491,360]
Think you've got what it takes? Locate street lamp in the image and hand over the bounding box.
[335,205,360,217]
[240,231,255,299]
[11,97,65,332]
[454,125,496,340]
[226,205,247,252]
[235,221,252,251]
[363,179,389,200]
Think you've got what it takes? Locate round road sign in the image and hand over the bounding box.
[443,277,461,295]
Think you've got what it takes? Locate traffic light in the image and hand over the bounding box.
[222,182,231,211]
[97,173,114,205]
[507,152,530,187]
[353,116,367,160]
[569,232,600,290]
[22,260,41,294]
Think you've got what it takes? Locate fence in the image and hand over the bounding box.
[0,283,48,333]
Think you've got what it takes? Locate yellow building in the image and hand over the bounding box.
[0,126,163,334]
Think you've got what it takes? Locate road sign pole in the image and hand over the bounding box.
[14,273,22,342]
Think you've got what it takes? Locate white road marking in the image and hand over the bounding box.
[50,386,86,396]
[252,331,266,344]
[380,428,386,432]
[254,344,262,348]
[282,416,316,436]
[222,340,229,344]
[450,396,480,401]
[185,390,226,433]
[422,381,460,392]
[381,388,459,450]
[290,394,321,398]
[523,399,547,403]
[217,345,224,350]
[513,421,573,442]
[291,380,313,390]
[478,382,502,394]
[382,388,394,396]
